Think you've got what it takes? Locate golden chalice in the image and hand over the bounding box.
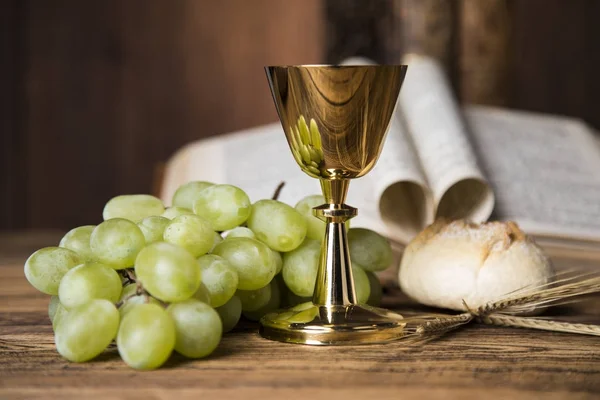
[261,64,408,345]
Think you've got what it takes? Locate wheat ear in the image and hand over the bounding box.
[396,313,474,344]
[479,275,600,315]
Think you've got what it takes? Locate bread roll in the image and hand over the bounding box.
[398,219,554,311]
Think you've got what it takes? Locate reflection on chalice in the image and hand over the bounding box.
[261,64,408,345]
[289,116,323,178]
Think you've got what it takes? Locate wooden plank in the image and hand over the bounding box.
[0,0,27,230]
[510,0,588,119]
[24,0,123,229]
[20,0,325,229]
[458,0,511,106]
[399,0,457,75]
[117,0,324,195]
[325,0,402,64]
[2,232,600,398]
[1,388,593,400]
[584,0,600,131]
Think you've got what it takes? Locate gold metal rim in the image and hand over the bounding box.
[259,304,406,346]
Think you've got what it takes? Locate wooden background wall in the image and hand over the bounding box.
[2,0,599,230]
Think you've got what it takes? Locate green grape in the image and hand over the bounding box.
[247,199,307,252]
[59,225,96,261]
[270,249,283,275]
[90,219,146,269]
[167,299,222,359]
[243,278,281,321]
[118,284,162,318]
[135,242,201,302]
[352,264,371,305]
[348,228,393,272]
[284,289,312,308]
[137,216,170,244]
[224,227,255,240]
[237,283,272,312]
[119,282,139,300]
[294,195,350,241]
[215,295,242,333]
[197,254,239,307]
[52,302,69,330]
[210,232,223,252]
[118,302,141,319]
[58,262,122,309]
[285,303,318,324]
[365,271,383,307]
[163,214,214,257]
[272,301,318,324]
[277,273,311,308]
[162,206,194,220]
[102,194,165,222]
[295,195,326,241]
[48,295,61,322]
[24,247,83,295]
[117,303,175,370]
[192,281,212,305]
[212,238,275,290]
[55,299,119,362]
[282,239,320,297]
[192,184,251,231]
[172,181,214,209]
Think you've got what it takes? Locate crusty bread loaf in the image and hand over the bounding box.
[398,219,554,311]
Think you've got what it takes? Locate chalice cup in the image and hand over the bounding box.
[260,64,408,345]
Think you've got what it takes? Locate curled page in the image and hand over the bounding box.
[399,54,495,223]
[372,112,433,244]
[341,57,433,243]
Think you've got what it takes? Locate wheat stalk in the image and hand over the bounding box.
[481,314,600,336]
[402,272,600,342]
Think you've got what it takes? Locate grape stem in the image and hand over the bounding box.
[115,298,129,309]
[125,268,137,283]
[115,276,169,309]
[119,268,137,286]
[115,269,157,309]
[272,181,286,200]
[115,285,155,309]
[135,282,144,296]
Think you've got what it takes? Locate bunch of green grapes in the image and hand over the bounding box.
[24,180,394,370]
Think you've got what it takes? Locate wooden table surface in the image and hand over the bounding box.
[1,231,600,399]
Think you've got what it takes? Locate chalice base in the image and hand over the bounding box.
[259,303,405,345]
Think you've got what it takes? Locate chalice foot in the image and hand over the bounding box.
[260,304,405,345]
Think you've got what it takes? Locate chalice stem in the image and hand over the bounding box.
[260,64,407,345]
[312,179,358,307]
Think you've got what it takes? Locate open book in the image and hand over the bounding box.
[160,55,600,248]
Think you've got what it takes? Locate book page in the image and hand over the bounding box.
[368,112,433,243]
[341,57,432,243]
[160,124,320,206]
[398,54,495,223]
[466,106,600,242]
